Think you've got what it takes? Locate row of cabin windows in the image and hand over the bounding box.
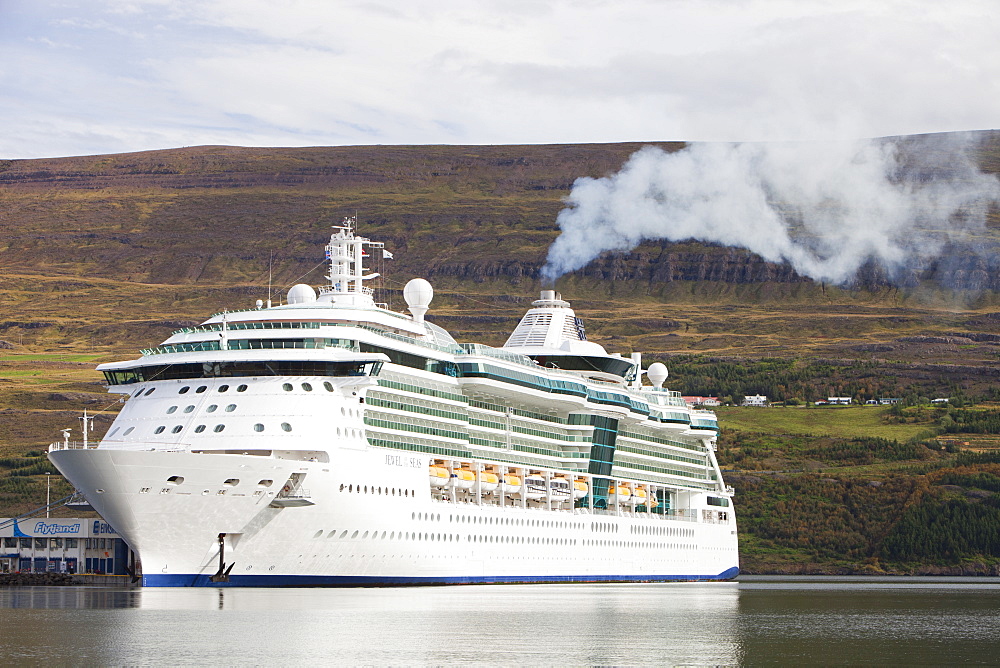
[304,531,690,552]
[132,384,249,398]
[113,422,293,437]
[166,403,237,414]
[339,483,414,497]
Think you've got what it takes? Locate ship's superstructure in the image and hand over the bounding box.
[48,217,738,586]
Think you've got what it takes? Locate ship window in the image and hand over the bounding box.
[213,424,225,433]
[206,405,218,413]
[167,476,184,485]
[183,405,195,413]
[108,427,120,438]
[196,386,207,393]
[258,479,272,487]
[224,478,239,486]
[219,385,230,392]
[123,427,135,435]
[154,426,165,434]
[225,404,236,412]
[144,388,155,396]
[237,384,248,392]
[171,425,182,434]
[254,423,264,432]
[166,406,178,414]
[324,382,333,392]
[282,383,293,391]
[179,386,190,394]
[281,423,292,432]
[302,383,313,392]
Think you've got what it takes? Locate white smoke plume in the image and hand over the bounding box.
[541,135,1000,285]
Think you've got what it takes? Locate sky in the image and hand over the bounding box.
[1,0,998,159]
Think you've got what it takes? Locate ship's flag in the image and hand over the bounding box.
[383,250,394,260]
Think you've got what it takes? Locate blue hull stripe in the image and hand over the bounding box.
[143,567,740,587]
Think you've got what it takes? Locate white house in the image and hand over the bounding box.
[742,395,768,407]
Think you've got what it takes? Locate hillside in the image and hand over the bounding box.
[2,134,1000,574]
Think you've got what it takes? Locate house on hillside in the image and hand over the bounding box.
[742,395,768,407]
[827,397,852,405]
[683,396,721,408]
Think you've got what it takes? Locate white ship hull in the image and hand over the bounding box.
[50,444,738,586]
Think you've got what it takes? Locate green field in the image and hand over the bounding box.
[715,405,931,441]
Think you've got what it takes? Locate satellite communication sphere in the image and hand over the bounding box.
[286,284,318,305]
[403,278,434,309]
[646,362,669,387]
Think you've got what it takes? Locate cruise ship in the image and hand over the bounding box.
[48,217,739,586]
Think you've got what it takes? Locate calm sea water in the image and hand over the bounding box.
[1,577,998,665]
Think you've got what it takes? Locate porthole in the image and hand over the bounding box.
[219,385,230,392]
[254,423,264,432]
[154,426,165,434]
[301,382,313,392]
[171,425,182,434]
[179,386,190,394]
[194,425,206,433]
[225,404,236,412]
[213,424,225,433]
[281,423,292,432]
[258,479,273,487]
[196,386,207,393]
[324,382,333,392]
[144,388,155,396]
[123,427,135,436]
[282,383,293,392]
[166,406,178,414]
[167,476,184,485]
[313,530,323,539]
[237,384,248,392]
[108,427,120,438]
[183,405,195,413]
[224,478,239,486]
[206,405,218,413]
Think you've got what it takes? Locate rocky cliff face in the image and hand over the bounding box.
[1,133,998,295]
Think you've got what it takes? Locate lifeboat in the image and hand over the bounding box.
[608,484,632,505]
[428,465,449,488]
[452,469,475,490]
[522,474,546,500]
[550,477,572,502]
[475,471,499,494]
[501,473,522,495]
[572,479,589,500]
[632,486,648,506]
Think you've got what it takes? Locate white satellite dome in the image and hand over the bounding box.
[403,278,433,308]
[646,362,668,388]
[404,278,433,324]
[287,283,317,305]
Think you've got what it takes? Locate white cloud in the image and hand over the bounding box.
[1,0,998,158]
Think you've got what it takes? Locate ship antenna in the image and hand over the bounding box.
[267,251,273,302]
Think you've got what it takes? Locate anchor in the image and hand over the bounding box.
[209,532,235,583]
